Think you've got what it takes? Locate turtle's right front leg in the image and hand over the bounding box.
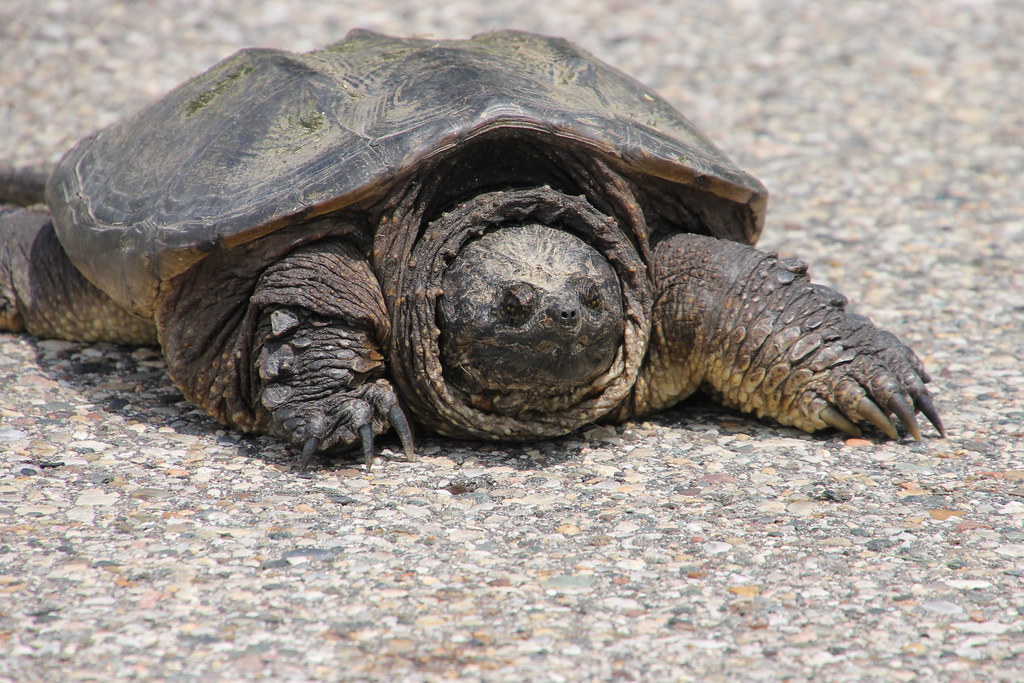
[248,241,413,470]
[253,307,413,470]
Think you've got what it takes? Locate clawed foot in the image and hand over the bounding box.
[819,392,943,441]
[807,327,945,441]
[254,307,415,472]
[295,405,415,472]
[269,381,415,472]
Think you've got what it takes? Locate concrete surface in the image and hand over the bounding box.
[1,1,1022,680]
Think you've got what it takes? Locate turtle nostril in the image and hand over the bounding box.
[560,309,578,321]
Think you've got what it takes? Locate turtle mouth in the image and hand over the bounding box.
[443,329,622,393]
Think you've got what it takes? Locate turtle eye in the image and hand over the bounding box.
[500,283,536,325]
[580,281,603,312]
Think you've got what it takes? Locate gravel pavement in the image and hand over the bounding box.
[2,1,1022,680]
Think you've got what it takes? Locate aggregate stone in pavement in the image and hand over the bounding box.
[2,1,1023,681]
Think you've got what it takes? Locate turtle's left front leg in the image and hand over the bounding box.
[632,233,944,440]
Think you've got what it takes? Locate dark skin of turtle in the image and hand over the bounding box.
[439,225,625,395]
[0,31,943,471]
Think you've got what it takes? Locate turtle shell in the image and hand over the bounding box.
[46,29,767,317]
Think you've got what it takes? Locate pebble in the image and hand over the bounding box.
[920,600,964,616]
[15,504,59,516]
[74,490,119,506]
[947,582,993,593]
[951,621,1016,635]
[787,500,818,516]
[702,541,733,555]
[540,575,596,592]
[66,507,96,523]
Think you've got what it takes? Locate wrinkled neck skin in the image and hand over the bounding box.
[373,154,653,441]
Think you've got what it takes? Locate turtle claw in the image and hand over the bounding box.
[820,406,862,438]
[888,394,921,441]
[298,436,321,473]
[915,393,945,438]
[353,405,414,471]
[355,403,415,471]
[388,404,416,460]
[358,423,375,471]
[857,397,899,440]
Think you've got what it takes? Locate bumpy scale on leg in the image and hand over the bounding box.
[636,233,943,440]
[248,241,413,470]
[254,309,413,470]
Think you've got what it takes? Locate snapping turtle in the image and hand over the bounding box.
[0,30,943,469]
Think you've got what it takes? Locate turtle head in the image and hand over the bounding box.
[439,225,624,395]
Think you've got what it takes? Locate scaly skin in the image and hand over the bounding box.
[250,240,413,469]
[0,207,157,345]
[156,237,412,470]
[632,233,943,440]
